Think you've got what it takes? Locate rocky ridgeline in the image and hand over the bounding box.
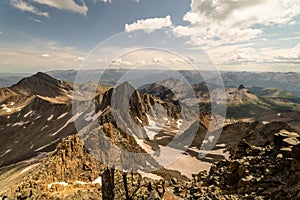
[1,125,300,199]
[206,129,300,199]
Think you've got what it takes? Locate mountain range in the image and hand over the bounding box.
[1,70,300,97]
[0,72,299,199]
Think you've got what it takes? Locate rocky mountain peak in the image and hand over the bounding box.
[238,84,245,90]
[15,72,60,87]
[117,81,134,90]
[10,72,73,97]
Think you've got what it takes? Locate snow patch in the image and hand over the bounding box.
[137,170,162,180]
[208,135,215,142]
[155,135,170,140]
[20,163,40,174]
[51,112,83,136]
[48,182,68,189]
[34,138,60,152]
[215,143,226,148]
[12,121,29,127]
[84,111,94,122]
[24,111,33,118]
[85,108,108,122]
[92,110,105,121]
[177,119,183,128]
[41,125,48,131]
[57,112,68,119]
[92,177,102,185]
[34,115,41,120]
[2,105,12,112]
[47,114,54,121]
[144,127,159,140]
[136,117,143,124]
[133,135,155,154]
[157,146,212,178]
[144,114,161,140]
[76,181,87,185]
[0,149,12,157]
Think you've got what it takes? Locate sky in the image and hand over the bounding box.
[0,0,299,73]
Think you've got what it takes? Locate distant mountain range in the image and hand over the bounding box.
[46,70,300,96]
[0,73,30,88]
[139,78,300,133]
[1,70,300,97]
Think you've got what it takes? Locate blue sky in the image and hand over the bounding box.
[0,0,189,50]
[0,0,299,73]
[0,0,189,51]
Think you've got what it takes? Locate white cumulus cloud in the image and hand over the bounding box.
[228,48,259,64]
[10,0,49,17]
[31,0,88,15]
[41,53,51,58]
[10,0,88,16]
[173,0,300,46]
[125,15,173,33]
[112,58,133,66]
[10,0,142,17]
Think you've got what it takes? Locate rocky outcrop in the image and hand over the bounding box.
[1,135,104,199]
[98,82,183,126]
[206,128,300,199]
[0,88,17,104]
[0,135,182,200]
